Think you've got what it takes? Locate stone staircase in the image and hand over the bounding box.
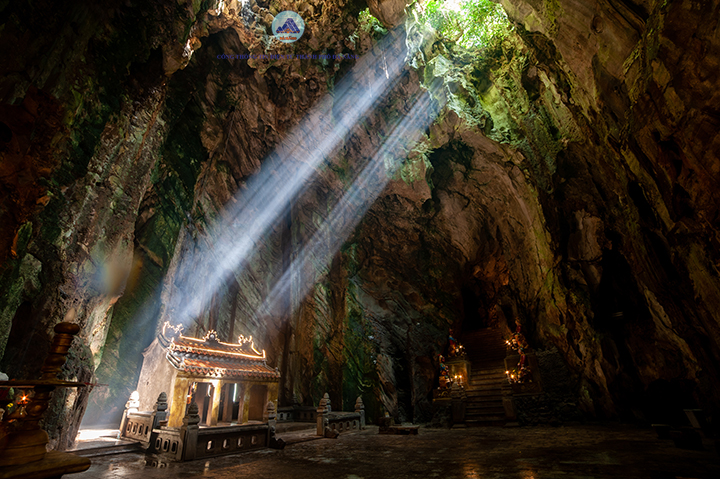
[462,328,508,426]
[72,441,143,458]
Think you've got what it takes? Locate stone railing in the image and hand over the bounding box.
[148,427,183,459]
[277,406,318,422]
[315,394,365,437]
[146,400,282,461]
[194,424,269,459]
[123,411,154,446]
[119,391,169,447]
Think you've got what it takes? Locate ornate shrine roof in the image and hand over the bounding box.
[159,323,280,381]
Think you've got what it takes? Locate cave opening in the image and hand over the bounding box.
[460,282,489,332]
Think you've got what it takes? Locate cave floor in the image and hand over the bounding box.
[72,423,719,479]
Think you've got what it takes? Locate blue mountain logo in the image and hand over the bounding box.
[272,11,304,43]
[276,18,300,34]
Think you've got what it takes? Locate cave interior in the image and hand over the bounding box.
[1,0,720,474]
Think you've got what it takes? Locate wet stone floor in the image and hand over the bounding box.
[73,424,719,479]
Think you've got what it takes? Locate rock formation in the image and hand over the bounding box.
[1,0,719,448]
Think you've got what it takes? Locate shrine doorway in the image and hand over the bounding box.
[192,382,215,426]
[247,384,267,422]
[218,382,243,424]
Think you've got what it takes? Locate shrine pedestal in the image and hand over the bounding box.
[445,357,471,386]
[505,353,542,395]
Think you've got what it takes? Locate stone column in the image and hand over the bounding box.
[501,382,517,424]
[355,396,365,429]
[268,377,279,409]
[316,393,330,436]
[118,390,140,438]
[221,384,233,423]
[235,382,246,423]
[266,401,285,449]
[152,392,169,429]
[450,382,466,425]
[266,400,277,427]
[209,381,222,426]
[241,384,252,424]
[168,377,191,428]
[180,402,200,461]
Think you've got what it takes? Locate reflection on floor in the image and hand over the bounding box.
[71,424,719,478]
[71,429,132,451]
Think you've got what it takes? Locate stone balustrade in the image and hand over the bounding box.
[315,393,365,437]
[277,406,318,422]
[135,397,282,461]
[120,392,169,447]
[123,412,154,446]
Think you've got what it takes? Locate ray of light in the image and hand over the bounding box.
[257,87,445,319]
[165,27,414,327]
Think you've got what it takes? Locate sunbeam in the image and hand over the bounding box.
[257,87,445,319]
[164,27,414,327]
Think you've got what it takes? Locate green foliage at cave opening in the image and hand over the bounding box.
[418,0,512,49]
[358,7,387,37]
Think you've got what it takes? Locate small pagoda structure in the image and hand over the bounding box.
[134,322,280,429]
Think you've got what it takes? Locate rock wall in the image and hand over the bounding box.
[1,0,720,447]
[492,0,720,420]
[513,348,584,426]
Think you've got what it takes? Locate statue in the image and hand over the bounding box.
[506,324,532,384]
[447,329,465,358]
[438,355,450,388]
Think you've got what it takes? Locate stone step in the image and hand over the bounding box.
[470,373,506,379]
[470,380,505,385]
[467,396,503,404]
[470,371,506,379]
[469,386,505,394]
[466,347,505,352]
[461,328,504,337]
[469,385,505,391]
[466,396,504,404]
[464,342,505,349]
[466,416,505,423]
[467,397,504,404]
[465,412,506,419]
[466,402,504,409]
[465,417,506,427]
[468,358,506,364]
[467,349,507,355]
[467,403,503,410]
[466,345,506,351]
[470,367,506,374]
[72,442,144,458]
[470,379,507,388]
[465,389,503,397]
[466,345,505,351]
[470,366,505,373]
[466,398,503,404]
[470,370,506,376]
[469,361,506,367]
[466,407,505,416]
[468,355,506,360]
[465,344,506,349]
